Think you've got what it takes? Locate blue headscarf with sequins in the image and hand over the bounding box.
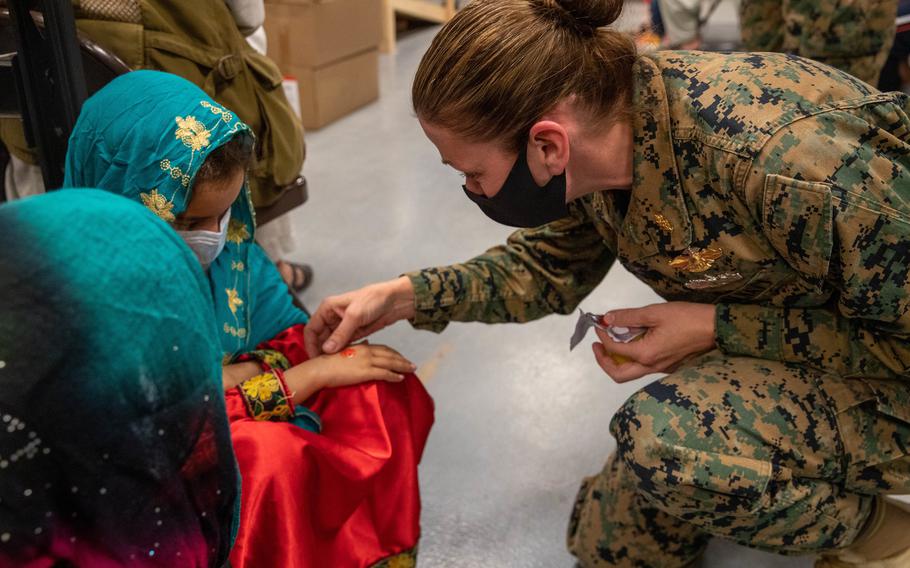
[63,70,307,359]
[0,189,239,566]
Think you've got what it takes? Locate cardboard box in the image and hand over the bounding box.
[286,49,379,129]
[264,0,381,69]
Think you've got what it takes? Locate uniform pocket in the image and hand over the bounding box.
[821,376,910,494]
[762,175,835,291]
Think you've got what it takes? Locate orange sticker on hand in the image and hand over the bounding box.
[341,348,356,358]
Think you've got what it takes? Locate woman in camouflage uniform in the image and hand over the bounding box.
[305,0,910,565]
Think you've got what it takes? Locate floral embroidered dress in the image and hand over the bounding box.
[63,71,434,568]
[0,190,240,567]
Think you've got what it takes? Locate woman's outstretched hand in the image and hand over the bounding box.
[304,276,417,356]
[592,302,717,383]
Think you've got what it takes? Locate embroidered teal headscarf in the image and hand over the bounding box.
[0,189,239,567]
[64,71,307,358]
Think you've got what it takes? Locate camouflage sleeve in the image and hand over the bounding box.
[716,99,910,379]
[404,202,615,332]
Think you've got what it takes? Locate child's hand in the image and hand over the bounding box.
[285,343,416,402]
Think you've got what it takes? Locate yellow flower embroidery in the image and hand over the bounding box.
[175,116,212,151]
[256,406,293,421]
[240,373,281,403]
[387,553,417,568]
[253,349,290,370]
[201,100,234,123]
[227,219,250,244]
[139,189,175,222]
[159,159,190,187]
[223,323,248,338]
[225,288,243,315]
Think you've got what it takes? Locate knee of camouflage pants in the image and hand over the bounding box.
[607,353,909,555]
[567,453,709,568]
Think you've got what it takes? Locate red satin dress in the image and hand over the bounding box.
[224,325,435,568]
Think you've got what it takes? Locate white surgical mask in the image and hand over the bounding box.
[176,209,231,269]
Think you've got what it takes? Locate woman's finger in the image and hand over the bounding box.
[593,343,657,383]
[304,301,342,355]
[323,308,366,354]
[604,304,661,328]
[592,342,618,379]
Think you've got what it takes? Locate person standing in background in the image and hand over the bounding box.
[740,0,899,85]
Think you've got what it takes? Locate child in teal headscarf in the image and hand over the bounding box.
[64,71,434,568]
[0,189,239,567]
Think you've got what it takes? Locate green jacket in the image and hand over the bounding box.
[407,51,910,381]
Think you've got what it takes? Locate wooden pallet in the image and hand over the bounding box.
[380,0,456,53]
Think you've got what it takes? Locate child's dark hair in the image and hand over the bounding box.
[195,133,255,186]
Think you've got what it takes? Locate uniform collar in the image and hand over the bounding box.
[620,55,693,259]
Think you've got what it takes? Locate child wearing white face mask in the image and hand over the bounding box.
[63,71,434,568]
[175,208,231,268]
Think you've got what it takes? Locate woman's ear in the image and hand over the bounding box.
[526,120,570,186]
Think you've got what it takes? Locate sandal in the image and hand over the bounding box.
[277,260,314,293]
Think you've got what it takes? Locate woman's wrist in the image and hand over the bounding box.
[390,276,416,321]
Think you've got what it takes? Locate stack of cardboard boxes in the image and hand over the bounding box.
[264,0,381,129]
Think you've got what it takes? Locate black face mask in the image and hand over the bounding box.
[462,148,570,228]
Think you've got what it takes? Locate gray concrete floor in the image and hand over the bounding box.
[287,17,812,568]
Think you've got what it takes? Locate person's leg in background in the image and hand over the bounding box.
[740,0,898,85]
[657,0,705,49]
[239,15,314,294]
[4,154,44,202]
[650,0,666,37]
[739,0,785,52]
[879,1,910,92]
[606,351,910,564]
[0,119,45,202]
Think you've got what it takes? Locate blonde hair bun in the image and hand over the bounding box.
[533,0,623,34]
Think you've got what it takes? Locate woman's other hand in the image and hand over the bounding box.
[591,302,717,383]
[305,277,417,356]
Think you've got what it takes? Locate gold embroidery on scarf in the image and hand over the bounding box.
[222,353,234,366]
[231,261,245,272]
[225,288,243,315]
[200,100,234,123]
[175,116,212,152]
[227,219,250,244]
[669,247,723,273]
[139,189,175,222]
[223,322,248,338]
[159,159,190,188]
[654,213,673,232]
